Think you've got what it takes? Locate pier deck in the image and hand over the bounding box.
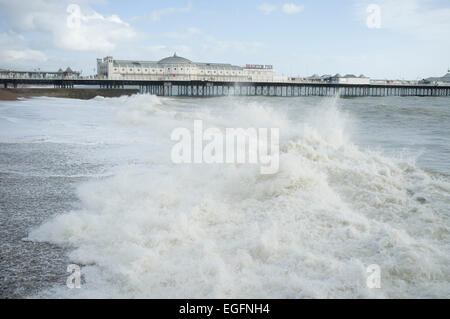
[1,79,449,97]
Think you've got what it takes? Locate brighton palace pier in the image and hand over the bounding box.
[1,54,449,97]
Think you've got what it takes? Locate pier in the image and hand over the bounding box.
[2,54,449,98]
[136,81,450,97]
[1,78,449,97]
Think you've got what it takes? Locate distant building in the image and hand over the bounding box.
[96,53,276,82]
[0,67,80,79]
[306,74,332,83]
[330,74,370,85]
[423,69,450,84]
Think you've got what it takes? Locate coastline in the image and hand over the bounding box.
[0,88,139,101]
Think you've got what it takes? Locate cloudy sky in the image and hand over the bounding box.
[0,0,449,79]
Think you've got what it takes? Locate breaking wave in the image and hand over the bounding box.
[27,94,450,298]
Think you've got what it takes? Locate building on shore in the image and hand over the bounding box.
[96,53,277,82]
[422,69,450,84]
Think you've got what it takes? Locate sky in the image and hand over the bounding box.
[0,0,449,80]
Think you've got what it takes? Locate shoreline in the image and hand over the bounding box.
[0,88,139,101]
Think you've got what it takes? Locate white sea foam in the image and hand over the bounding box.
[21,94,449,298]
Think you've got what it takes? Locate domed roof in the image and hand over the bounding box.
[158,53,192,65]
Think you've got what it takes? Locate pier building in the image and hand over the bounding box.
[96,53,276,82]
[330,74,370,85]
[0,67,80,80]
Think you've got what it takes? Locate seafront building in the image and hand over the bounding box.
[96,53,278,82]
[0,67,80,80]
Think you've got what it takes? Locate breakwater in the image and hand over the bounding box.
[0,88,139,100]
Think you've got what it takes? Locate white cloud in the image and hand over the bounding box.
[259,3,304,15]
[282,3,304,14]
[0,32,47,68]
[132,3,192,22]
[258,3,277,15]
[2,49,47,62]
[0,0,136,52]
[58,15,136,51]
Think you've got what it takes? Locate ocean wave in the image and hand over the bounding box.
[27,95,449,298]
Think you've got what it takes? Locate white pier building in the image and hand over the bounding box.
[96,53,277,82]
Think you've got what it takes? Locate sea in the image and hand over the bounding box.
[0,94,449,298]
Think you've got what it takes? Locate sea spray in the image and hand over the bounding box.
[20,95,449,298]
